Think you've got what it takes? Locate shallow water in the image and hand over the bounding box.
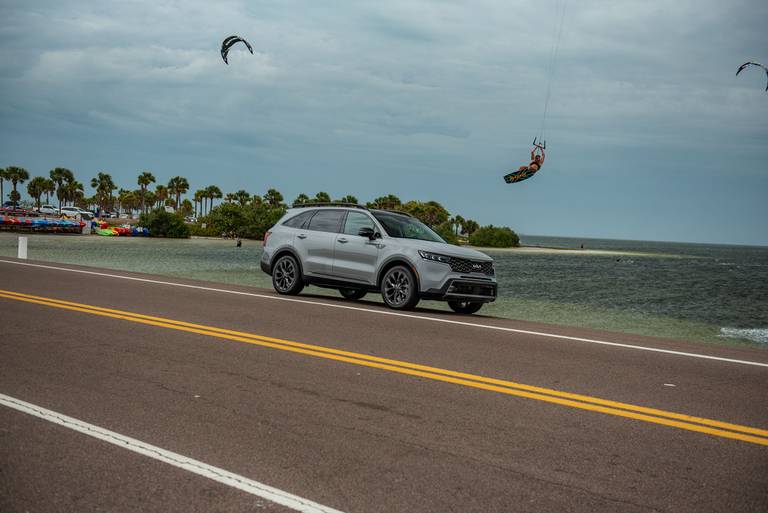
[1,233,766,348]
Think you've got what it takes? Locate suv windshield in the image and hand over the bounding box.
[372,211,445,243]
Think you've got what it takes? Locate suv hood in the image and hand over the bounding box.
[399,239,493,262]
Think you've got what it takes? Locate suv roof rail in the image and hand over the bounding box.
[290,202,369,210]
[375,208,413,218]
[289,202,414,219]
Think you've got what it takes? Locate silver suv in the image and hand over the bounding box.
[261,204,497,314]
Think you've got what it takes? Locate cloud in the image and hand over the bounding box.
[0,0,766,243]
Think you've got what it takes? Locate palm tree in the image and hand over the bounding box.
[368,194,401,210]
[137,171,156,214]
[167,176,189,210]
[117,189,129,215]
[251,194,263,207]
[154,185,168,209]
[453,215,465,236]
[116,189,140,217]
[205,185,222,213]
[43,178,55,204]
[232,190,251,206]
[293,193,310,205]
[143,191,157,212]
[314,191,331,203]
[199,190,210,216]
[90,173,116,211]
[85,195,100,211]
[193,189,205,217]
[464,219,479,238]
[338,195,358,204]
[224,192,236,203]
[179,199,193,217]
[27,176,48,208]
[50,168,74,211]
[63,181,85,207]
[264,188,283,207]
[6,166,30,203]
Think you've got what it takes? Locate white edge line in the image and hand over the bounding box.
[0,393,344,513]
[1,258,767,369]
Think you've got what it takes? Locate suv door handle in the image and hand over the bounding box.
[297,234,307,239]
[337,238,348,244]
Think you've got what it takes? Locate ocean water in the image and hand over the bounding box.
[0,233,766,348]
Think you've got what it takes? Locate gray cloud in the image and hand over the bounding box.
[1,0,766,243]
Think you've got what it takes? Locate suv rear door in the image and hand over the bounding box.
[332,211,381,284]
[296,209,344,276]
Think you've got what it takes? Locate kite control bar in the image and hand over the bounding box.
[532,137,546,150]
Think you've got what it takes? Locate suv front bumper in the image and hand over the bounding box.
[421,278,497,303]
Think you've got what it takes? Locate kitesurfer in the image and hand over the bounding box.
[518,145,545,174]
[503,142,546,184]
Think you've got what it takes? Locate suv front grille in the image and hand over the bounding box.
[449,257,494,276]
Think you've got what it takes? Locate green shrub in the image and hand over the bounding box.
[200,203,287,240]
[138,209,190,238]
[188,223,220,237]
[202,202,245,236]
[469,225,520,248]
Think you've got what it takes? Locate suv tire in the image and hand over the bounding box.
[448,300,483,315]
[339,288,367,300]
[381,265,420,310]
[272,254,304,295]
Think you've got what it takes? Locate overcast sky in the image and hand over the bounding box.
[1,0,766,245]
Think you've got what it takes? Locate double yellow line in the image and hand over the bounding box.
[2,288,767,447]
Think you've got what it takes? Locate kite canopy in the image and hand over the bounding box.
[221,35,254,65]
[736,61,768,91]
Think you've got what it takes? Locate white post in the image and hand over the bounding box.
[18,236,28,259]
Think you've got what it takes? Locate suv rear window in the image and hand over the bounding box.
[282,211,314,228]
[306,210,344,233]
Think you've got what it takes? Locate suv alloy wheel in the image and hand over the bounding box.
[272,254,304,295]
[381,265,420,310]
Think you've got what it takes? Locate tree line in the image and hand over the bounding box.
[0,166,224,217]
[194,191,519,247]
[1,166,519,247]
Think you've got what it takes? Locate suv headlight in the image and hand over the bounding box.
[418,250,452,264]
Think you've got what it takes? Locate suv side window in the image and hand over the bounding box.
[306,210,344,233]
[282,211,314,228]
[343,212,375,236]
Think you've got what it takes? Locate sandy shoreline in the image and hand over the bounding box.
[1,234,681,257]
[468,245,687,258]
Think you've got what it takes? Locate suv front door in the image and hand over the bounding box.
[295,209,344,276]
[332,211,381,284]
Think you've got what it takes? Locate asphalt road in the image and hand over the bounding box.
[1,257,767,513]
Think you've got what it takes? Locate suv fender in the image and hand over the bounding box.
[268,247,304,278]
[377,257,420,291]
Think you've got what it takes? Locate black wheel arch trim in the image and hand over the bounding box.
[376,256,421,290]
[270,247,305,280]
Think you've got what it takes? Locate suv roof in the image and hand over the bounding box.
[290,202,412,218]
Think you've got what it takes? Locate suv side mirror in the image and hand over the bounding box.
[358,227,376,240]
